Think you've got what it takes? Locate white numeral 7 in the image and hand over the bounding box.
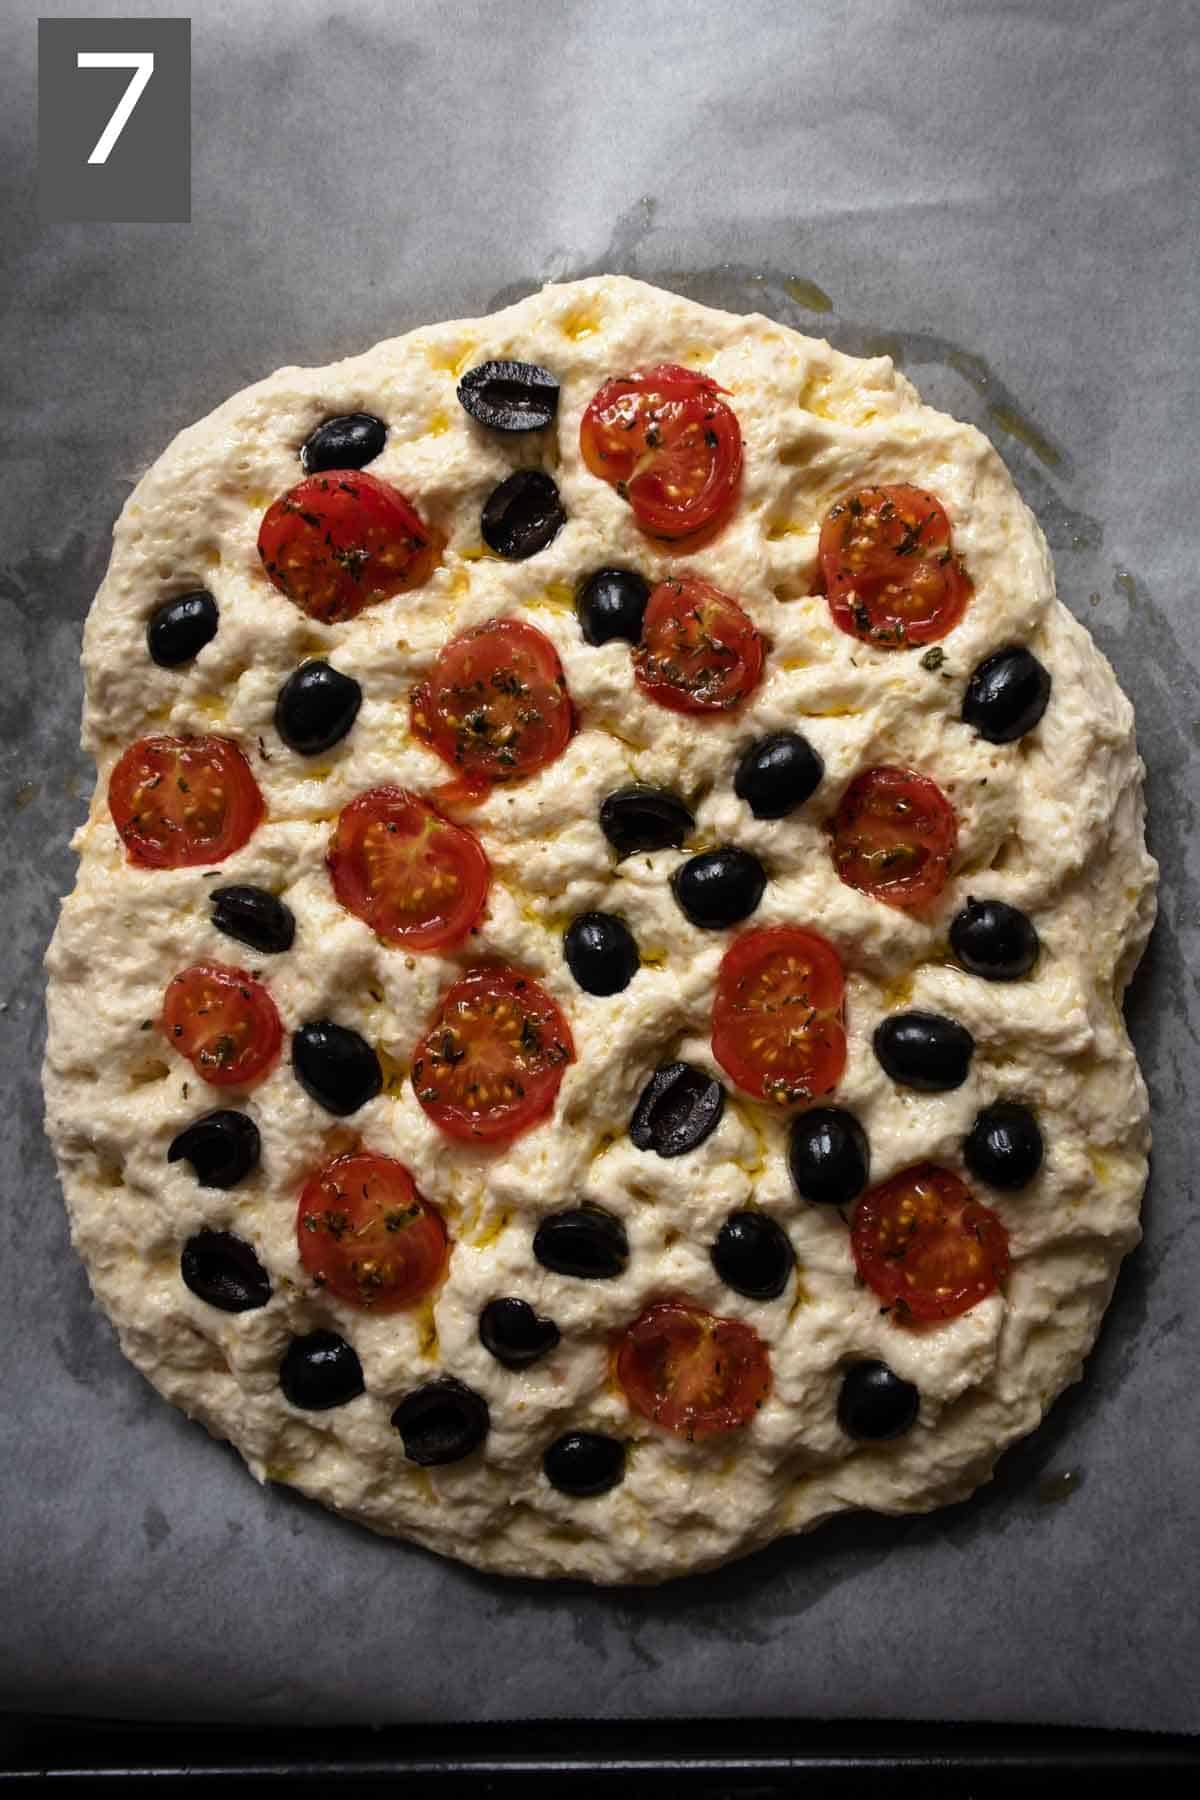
[77,51,155,165]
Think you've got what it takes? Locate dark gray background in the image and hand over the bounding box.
[2,0,1197,1732]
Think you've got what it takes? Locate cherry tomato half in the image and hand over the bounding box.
[712,925,847,1105]
[108,735,264,869]
[633,577,764,716]
[161,962,282,1088]
[258,470,439,623]
[580,363,742,541]
[410,618,573,791]
[851,1163,1010,1323]
[819,484,971,649]
[614,1297,771,1440]
[328,787,489,952]
[297,1150,449,1311]
[829,766,957,911]
[412,966,574,1145]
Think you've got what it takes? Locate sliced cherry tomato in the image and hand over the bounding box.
[412,966,574,1145]
[161,962,282,1088]
[410,618,573,790]
[851,1163,1010,1323]
[108,735,264,869]
[297,1150,449,1311]
[712,925,847,1105]
[819,484,971,649]
[258,470,439,623]
[580,363,742,540]
[829,766,957,910]
[614,1297,771,1440]
[633,577,764,716]
[328,787,489,951]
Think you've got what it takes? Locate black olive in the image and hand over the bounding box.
[788,1107,870,1207]
[275,661,362,758]
[837,1360,920,1441]
[300,412,387,473]
[457,359,560,433]
[671,847,766,930]
[479,1297,561,1370]
[292,1021,382,1115]
[950,897,1040,981]
[211,885,296,955]
[481,468,566,560]
[279,1330,364,1410]
[576,568,650,645]
[964,1101,1044,1189]
[533,1207,628,1280]
[711,1211,795,1300]
[564,912,639,996]
[599,786,694,858]
[543,1431,625,1497]
[167,1110,260,1189]
[734,732,824,819]
[630,1062,724,1158]
[180,1229,271,1312]
[147,591,218,668]
[874,1011,975,1092]
[391,1376,489,1465]
[962,646,1051,743]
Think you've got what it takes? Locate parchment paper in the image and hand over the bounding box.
[2,0,1197,1733]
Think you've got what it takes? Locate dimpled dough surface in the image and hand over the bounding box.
[43,277,1156,1583]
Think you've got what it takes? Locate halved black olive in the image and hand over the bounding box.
[533,1207,628,1279]
[479,1297,561,1370]
[292,1021,382,1116]
[788,1107,870,1206]
[147,591,218,668]
[167,1111,260,1189]
[274,661,362,756]
[543,1431,625,1497]
[950,897,1040,981]
[300,412,387,474]
[563,912,639,996]
[576,568,650,645]
[962,646,1051,743]
[599,786,694,858]
[211,885,296,955]
[671,847,766,930]
[711,1211,794,1300]
[481,469,566,559]
[629,1062,724,1158]
[392,1376,489,1465]
[457,359,559,433]
[873,1011,974,1092]
[181,1229,271,1312]
[734,731,824,819]
[965,1101,1044,1189]
[279,1330,364,1410]
[837,1360,919,1440]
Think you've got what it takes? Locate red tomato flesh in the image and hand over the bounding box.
[412,966,574,1145]
[108,735,264,869]
[712,925,847,1105]
[580,363,742,541]
[258,470,440,623]
[411,618,573,790]
[161,962,282,1088]
[829,766,957,910]
[851,1163,1010,1323]
[297,1150,448,1311]
[819,484,971,649]
[614,1297,771,1440]
[633,577,764,716]
[328,787,489,951]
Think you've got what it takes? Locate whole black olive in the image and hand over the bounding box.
[481,469,566,559]
[479,1297,561,1370]
[962,646,1051,743]
[300,412,387,474]
[837,1360,920,1441]
[167,1111,260,1189]
[147,591,218,668]
[279,1330,364,1410]
[950,897,1040,981]
[391,1377,489,1466]
[292,1021,382,1116]
[873,1011,975,1092]
[788,1107,871,1207]
[734,732,824,819]
[180,1229,271,1312]
[564,912,639,997]
[711,1211,795,1300]
[629,1062,724,1158]
[274,661,362,756]
[599,786,694,858]
[543,1431,626,1497]
[671,847,766,930]
[576,568,650,645]
[964,1101,1044,1189]
[211,885,296,955]
[457,359,559,433]
[533,1207,628,1280]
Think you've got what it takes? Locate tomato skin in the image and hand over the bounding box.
[819,484,971,649]
[161,962,282,1088]
[579,363,742,541]
[712,925,847,1105]
[411,618,574,790]
[328,787,489,951]
[258,470,439,623]
[614,1297,771,1440]
[829,766,958,911]
[108,735,264,869]
[297,1150,448,1311]
[851,1163,1010,1323]
[412,966,575,1145]
[633,578,765,716]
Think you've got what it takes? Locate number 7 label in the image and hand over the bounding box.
[77,52,155,165]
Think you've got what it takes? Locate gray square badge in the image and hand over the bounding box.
[38,18,191,223]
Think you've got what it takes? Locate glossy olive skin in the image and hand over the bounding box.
[711,1211,795,1300]
[576,568,650,645]
[564,912,639,996]
[392,1377,490,1465]
[457,360,559,432]
[950,897,1040,981]
[533,1207,628,1279]
[167,1111,260,1189]
[479,1297,561,1369]
[962,646,1051,743]
[543,1431,626,1497]
[300,411,387,473]
[275,661,362,755]
[671,847,766,929]
[788,1108,870,1207]
[873,1011,975,1092]
[837,1360,920,1441]
[180,1229,271,1312]
[292,1021,382,1115]
[629,1062,724,1158]
[211,885,296,955]
[481,468,566,559]
[734,732,824,819]
[147,591,218,667]
[599,786,694,858]
[279,1331,365,1410]
[965,1101,1044,1189]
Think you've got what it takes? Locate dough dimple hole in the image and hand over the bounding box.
[988,834,1024,872]
[129,1056,170,1087]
